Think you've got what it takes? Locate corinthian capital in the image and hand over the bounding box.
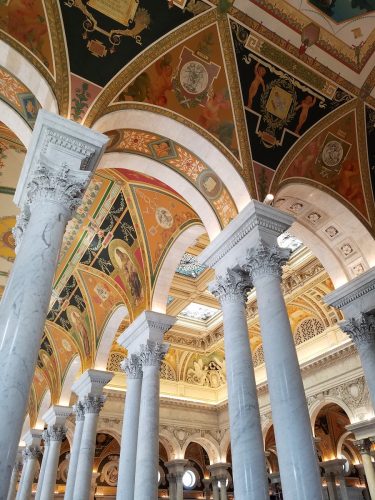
[209,269,252,305]
[83,395,105,415]
[22,446,40,461]
[73,401,85,422]
[121,354,143,379]
[354,438,372,455]
[12,209,30,250]
[340,313,375,347]
[48,425,67,442]
[26,161,90,215]
[244,241,291,281]
[42,429,50,446]
[139,340,169,368]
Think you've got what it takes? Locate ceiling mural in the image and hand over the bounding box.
[0,67,41,128]
[231,19,353,171]
[278,109,369,223]
[70,73,103,123]
[59,0,211,87]
[113,22,240,160]
[365,104,375,200]
[307,0,375,23]
[0,0,53,72]
[106,129,238,226]
[37,334,62,403]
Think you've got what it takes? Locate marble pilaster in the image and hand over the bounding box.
[118,311,175,500]
[38,406,71,500]
[116,354,143,500]
[325,267,375,409]
[0,110,108,495]
[165,460,189,500]
[72,370,113,500]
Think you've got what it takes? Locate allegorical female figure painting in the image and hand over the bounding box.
[67,305,91,363]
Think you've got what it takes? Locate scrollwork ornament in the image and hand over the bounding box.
[26,161,90,215]
[121,354,143,379]
[139,340,168,368]
[244,241,291,282]
[73,401,85,422]
[83,395,105,415]
[48,425,67,442]
[340,313,375,347]
[209,269,252,305]
[22,446,40,461]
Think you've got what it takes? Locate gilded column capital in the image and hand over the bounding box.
[82,395,105,415]
[209,269,252,305]
[47,424,67,442]
[244,241,291,282]
[22,446,40,461]
[340,313,375,347]
[354,438,372,455]
[26,161,90,215]
[121,353,143,379]
[139,340,168,368]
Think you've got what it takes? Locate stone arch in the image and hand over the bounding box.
[273,183,375,288]
[0,100,32,147]
[58,355,81,406]
[219,429,231,463]
[95,304,128,371]
[95,427,122,445]
[309,397,356,433]
[159,429,182,461]
[93,109,251,222]
[152,224,205,313]
[0,39,58,115]
[181,434,220,464]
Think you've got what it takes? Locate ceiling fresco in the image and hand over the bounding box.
[113,22,240,160]
[365,104,375,199]
[60,0,211,86]
[307,0,375,23]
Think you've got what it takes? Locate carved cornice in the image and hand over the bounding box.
[325,267,375,310]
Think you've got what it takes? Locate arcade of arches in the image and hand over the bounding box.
[0,1,375,499]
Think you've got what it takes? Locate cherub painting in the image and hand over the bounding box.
[295,95,316,135]
[247,62,266,109]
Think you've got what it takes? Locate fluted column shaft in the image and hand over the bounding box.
[341,314,375,408]
[134,341,168,499]
[210,272,268,500]
[35,431,50,500]
[73,396,104,500]
[355,439,375,499]
[16,447,40,500]
[39,426,66,500]
[64,402,85,499]
[245,243,323,500]
[117,355,143,500]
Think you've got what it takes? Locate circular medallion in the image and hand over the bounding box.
[197,170,223,201]
[321,140,344,167]
[155,207,174,229]
[180,61,209,95]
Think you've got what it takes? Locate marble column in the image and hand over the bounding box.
[117,354,143,500]
[16,447,40,500]
[245,242,323,500]
[166,460,189,500]
[325,268,375,408]
[64,402,85,499]
[117,311,175,500]
[208,464,230,500]
[7,449,23,500]
[0,111,108,495]
[210,273,268,500]
[355,440,375,500]
[321,459,349,500]
[38,405,71,500]
[134,340,169,499]
[167,474,177,500]
[16,429,43,500]
[34,430,50,500]
[72,370,113,500]
[212,478,220,500]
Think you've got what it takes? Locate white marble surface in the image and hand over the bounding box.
[39,435,63,500]
[254,272,323,500]
[220,297,268,500]
[35,437,49,500]
[117,359,143,500]
[64,410,84,499]
[16,448,39,500]
[6,465,19,500]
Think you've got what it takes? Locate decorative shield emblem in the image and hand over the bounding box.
[173,47,220,108]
